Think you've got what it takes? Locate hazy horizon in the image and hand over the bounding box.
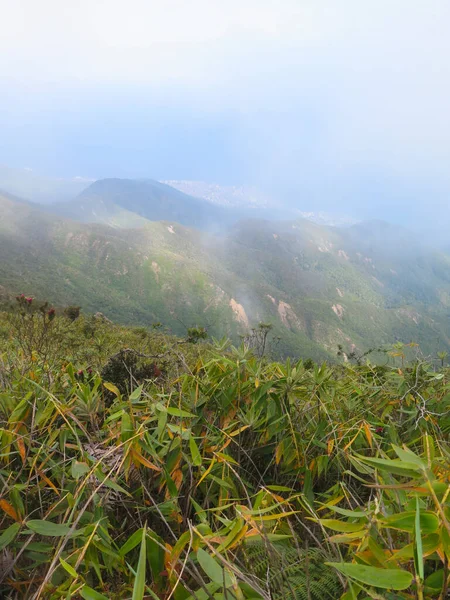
[2,1,450,231]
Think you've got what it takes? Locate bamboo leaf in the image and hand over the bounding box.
[197,548,233,587]
[80,586,110,600]
[0,522,20,550]
[189,436,202,466]
[414,496,424,581]
[0,499,19,522]
[26,520,76,536]
[326,562,413,590]
[103,382,121,399]
[132,525,147,600]
[59,557,78,578]
[319,519,366,533]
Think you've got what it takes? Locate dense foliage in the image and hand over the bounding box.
[0,299,450,599]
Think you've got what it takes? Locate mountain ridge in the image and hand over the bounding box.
[48,178,243,231]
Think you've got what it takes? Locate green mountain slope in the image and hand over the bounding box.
[1,191,450,360]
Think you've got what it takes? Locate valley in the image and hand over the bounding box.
[1,179,450,361]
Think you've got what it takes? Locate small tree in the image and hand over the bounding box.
[186,326,208,344]
[242,322,274,358]
[437,350,448,367]
[64,306,81,321]
[10,295,57,365]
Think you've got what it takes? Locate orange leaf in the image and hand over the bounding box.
[171,468,183,490]
[0,499,19,521]
[327,438,334,456]
[131,449,161,472]
[16,438,26,464]
[275,442,282,465]
[163,542,173,571]
[37,470,60,496]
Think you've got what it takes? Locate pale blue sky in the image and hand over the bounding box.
[1,1,450,226]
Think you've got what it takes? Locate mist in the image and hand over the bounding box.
[2,1,450,239]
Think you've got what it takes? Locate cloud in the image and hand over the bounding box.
[2,0,450,230]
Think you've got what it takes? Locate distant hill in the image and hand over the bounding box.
[161,180,272,208]
[162,180,359,226]
[1,191,450,360]
[49,178,243,231]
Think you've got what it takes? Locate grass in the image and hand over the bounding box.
[0,298,450,598]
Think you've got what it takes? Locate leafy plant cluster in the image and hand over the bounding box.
[0,301,449,599]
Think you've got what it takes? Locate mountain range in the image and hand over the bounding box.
[1,177,450,361]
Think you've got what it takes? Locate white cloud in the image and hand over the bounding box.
[2,0,450,218]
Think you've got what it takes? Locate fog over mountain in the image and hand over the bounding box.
[1,0,450,354]
[1,1,450,240]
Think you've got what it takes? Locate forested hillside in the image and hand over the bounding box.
[2,190,450,361]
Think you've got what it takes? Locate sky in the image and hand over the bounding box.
[1,0,450,226]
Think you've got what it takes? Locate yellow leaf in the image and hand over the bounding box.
[131,449,161,472]
[275,442,282,465]
[227,524,249,549]
[317,495,345,512]
[196,458,216,488]
[343,425,363,451]
[103,382,121,398]
[229,425,250,437]
[363,422,373,449]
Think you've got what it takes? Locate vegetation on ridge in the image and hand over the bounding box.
[3,190,450,362]
[0,296,449,598]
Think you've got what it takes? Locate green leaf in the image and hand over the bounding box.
[355,455,422,477]
[0,522,20,550]
[424,569,444,593]
[129,386,143,402]
[326,563,413,590]
[80,586,110,600]
[8,397,30,425]
[266,485,293,492]
[319,519,366,533]
[26,520,75,537]
[166,407,196,418]
[157,410,167,440]
[325,506,367,518]
[381,511,439,534]
[71,460,90,480]
[94,469,132,497]
[189,436,202,466]
[185,582,221,600]
[414,496,424,581]
[388,533,440,561]
[132,525,146,600]
[392,444,426,469]
[197,548,233,587]
[147,530,165,588]
[59,557,78,578]
[120,528,144,556]
[121,412,133,442]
